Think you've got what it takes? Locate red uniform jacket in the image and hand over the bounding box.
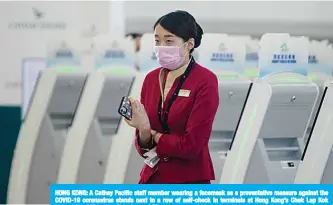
[135,61,219,183]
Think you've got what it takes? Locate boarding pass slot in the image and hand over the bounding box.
[50,113,73,131]
[264,138,301,161]
[98,117,121,136]
[209,131,234,154]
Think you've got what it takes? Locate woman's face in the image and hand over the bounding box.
[154,24,194,56]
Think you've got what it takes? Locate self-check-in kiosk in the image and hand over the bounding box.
[294,83,333,184]
[58,36,136,184]
[57,71,135,184]
[220,34,321,184]
[103,73,145,184]
[210,74,252,184]
[7,70,87,204]
[303,41,333,145]
[103,34,157,184]
[294,42,333,184]
[197,33,253,184]
[220,73,319,184]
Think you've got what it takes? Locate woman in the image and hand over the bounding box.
[125,33,142,71]
[125,33,142,52]
[125,10,219,184]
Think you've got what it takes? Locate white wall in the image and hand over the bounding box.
[0,1,110,105]
[125,1,333,39]
[126,1,333,22]
[1,1,333,106]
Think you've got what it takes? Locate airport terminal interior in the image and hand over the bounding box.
[1,1,333,203]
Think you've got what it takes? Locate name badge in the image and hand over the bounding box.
[178,89,191,97]
[143,148,160,168]
[143,148,158,159]
[144,156,160,168]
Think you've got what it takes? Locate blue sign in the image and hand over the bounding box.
[308,55,318,64]
[307,55,332,78]
[47,49,79,68]
[199,51,243,73]
[259,52,307,78]
[50,184,332,205]
[95,49,135,70]
[55,50,73,58]
[104,50,125,59]
[211,53,234,62]
[246,52,258,61]
[271,54,296,64]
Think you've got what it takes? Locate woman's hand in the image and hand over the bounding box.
[151,130,162,144]
[125,97,150,132]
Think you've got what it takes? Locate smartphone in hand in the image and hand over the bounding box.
[118,96,132,120]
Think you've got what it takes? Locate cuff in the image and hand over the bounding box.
[137,135,150,151]
[138,134,156,151]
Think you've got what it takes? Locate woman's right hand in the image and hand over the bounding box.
[124,97,151,132]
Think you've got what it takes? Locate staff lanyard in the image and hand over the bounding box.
[157,57,195,134]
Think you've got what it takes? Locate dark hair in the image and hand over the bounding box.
[153,10,204,53]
